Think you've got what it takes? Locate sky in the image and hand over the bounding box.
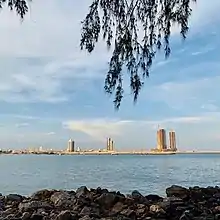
[0,0,220,151]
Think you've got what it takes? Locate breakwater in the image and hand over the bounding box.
[1,185,220,219]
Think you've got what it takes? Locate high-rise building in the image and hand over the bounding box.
[110,140,114,151]
[157,128,167,151]
[107,138,114,151]
[107,138,110,151]
[169,130,177,151]
[67,139,75,152]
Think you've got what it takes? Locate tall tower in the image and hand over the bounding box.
[107,138,114,151]
[169,130,177,151]
[67,139,75,152]
[110,140,114,151]
[107,138,110,151]
[157,129,167,151]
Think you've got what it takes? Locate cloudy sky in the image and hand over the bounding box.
[0,0,220,151]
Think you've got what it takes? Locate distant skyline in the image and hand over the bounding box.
[0,0,220,150]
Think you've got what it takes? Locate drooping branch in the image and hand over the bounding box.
[80,0,196,109]
[0,0,29,19]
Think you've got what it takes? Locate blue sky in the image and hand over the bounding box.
[0,0,220,151]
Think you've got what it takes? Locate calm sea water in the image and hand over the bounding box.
[0,154,220,196]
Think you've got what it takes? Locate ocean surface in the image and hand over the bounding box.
[0,154,220,196]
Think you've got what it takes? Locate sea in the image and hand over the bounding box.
[0,154,220,196]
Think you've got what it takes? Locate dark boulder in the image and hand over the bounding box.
[166,185,189,199]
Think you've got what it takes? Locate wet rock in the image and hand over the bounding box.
[166,185,189,199]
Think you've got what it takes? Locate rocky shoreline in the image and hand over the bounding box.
[1,185,220,219]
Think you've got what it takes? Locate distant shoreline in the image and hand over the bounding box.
[1,150,220,156]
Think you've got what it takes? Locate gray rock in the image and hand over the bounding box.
[31,189,54,200]
[111,202,125,215]
[95,193,118,209]
[5,194,23,202]
[51,191,74,208]
[149,204,165,214]
[76,186,89,198]
[19,201,52,212]
[166,185,189,199]
[131,190,143,199]
[56,210,72,220]
[30,213,44,220]
[21,212,32,220]
[79,215,92,220]
[120,208,135,217]
[145,194,163,202]
[136,207,146,215]
[80,206,91,216]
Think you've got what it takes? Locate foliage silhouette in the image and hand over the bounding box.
[0,0,196,109]
[80,0,196,109]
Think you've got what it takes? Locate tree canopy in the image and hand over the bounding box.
[1,0,196,109]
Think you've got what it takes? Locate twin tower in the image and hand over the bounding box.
[157,129,177,152]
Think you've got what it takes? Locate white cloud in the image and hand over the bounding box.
[63,119,132,141]
[0,0,218,58]
[63,113,219,141]
[0,0,218,103]
[147,73,220,110]
[15,122,29,128]
[191,47,214,56]
[45,132,56,136]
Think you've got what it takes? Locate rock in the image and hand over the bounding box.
[19,201,52,212]
[179,210,193,220]
[76,186,90,198]
[149,204,165,214]
[95,193,119,209]
[160,197,184,209]
[145,194,163,202]
[166,185,189,199]
[111,202,125,215]
[120,208,135,217]
[79,215,92,220]
[21,212,32,220]
[80,206,91,216]
[131,190,143,199]
[30,214,44,220]
[5,194,23,202]
[56,210,72,220]
[51,191,74,208]
[31,189,55,200]
[136,208,146,215]
[214,206,220,213]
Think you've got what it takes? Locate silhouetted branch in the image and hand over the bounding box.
[81,0,196,109]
